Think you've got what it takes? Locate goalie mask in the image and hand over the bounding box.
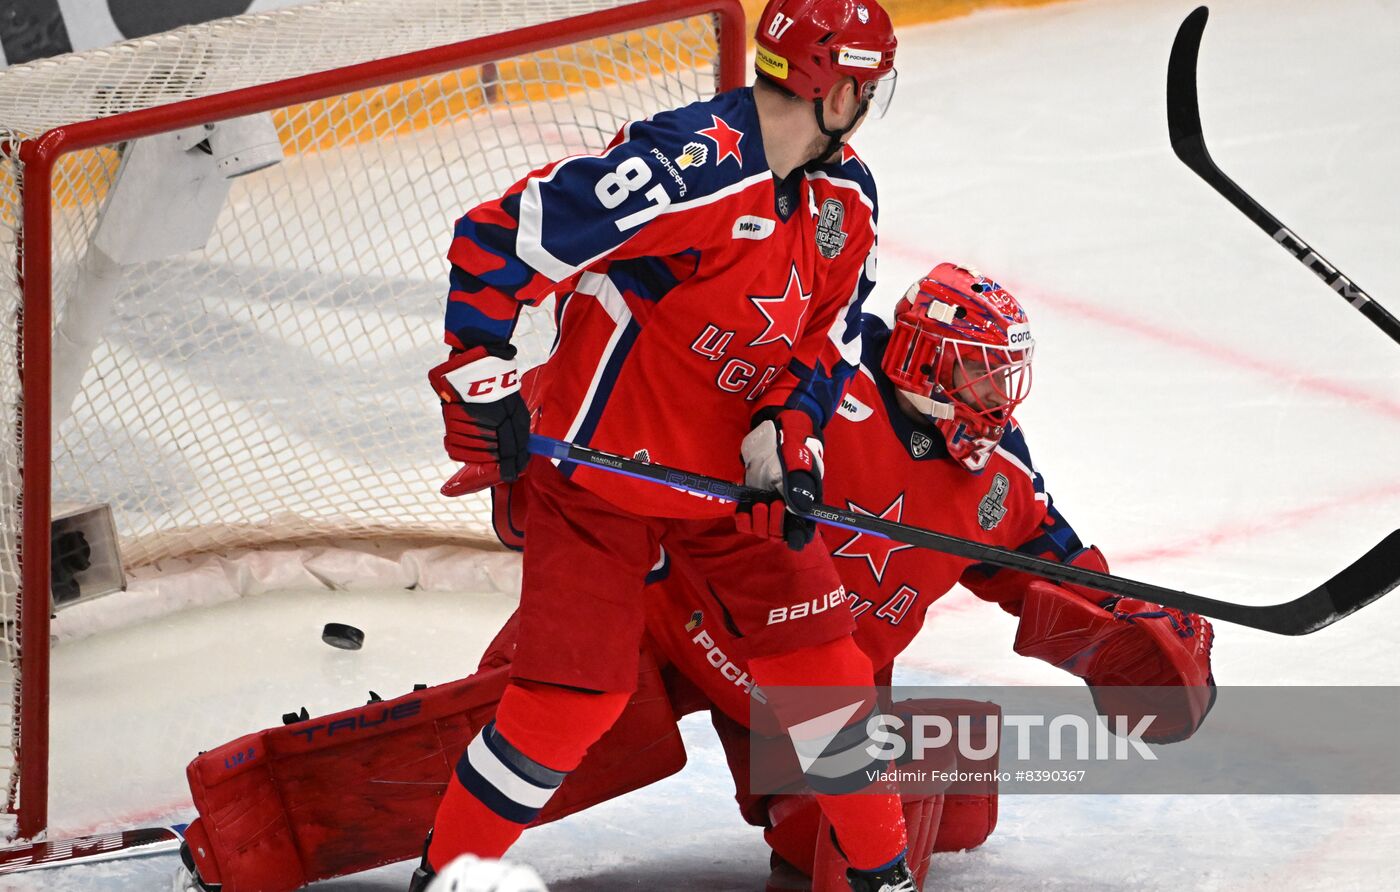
[883,263,1034,471]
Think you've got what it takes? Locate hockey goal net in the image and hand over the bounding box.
[0,0,744,840]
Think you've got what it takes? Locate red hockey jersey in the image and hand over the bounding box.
[816,320,1086,676]
[445,87,878,517]
[636,318,1089,717]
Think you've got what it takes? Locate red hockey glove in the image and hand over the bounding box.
[429,345,531,488]
[1012,547,1216,743]
[438,366,544,497]
[738,409,824,550]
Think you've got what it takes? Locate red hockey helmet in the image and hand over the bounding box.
[754,0,898,117]
[883,263,1035,470]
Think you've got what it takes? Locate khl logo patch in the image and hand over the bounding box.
[909,430,932,458]
[978,473,1010,531]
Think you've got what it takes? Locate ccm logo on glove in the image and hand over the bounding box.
[438,356,522,402]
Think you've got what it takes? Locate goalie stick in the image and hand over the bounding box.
[1167,5,1400,345]
[0,823,186,875]
[529,434,1399,636]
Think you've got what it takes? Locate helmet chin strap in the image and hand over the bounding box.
[812,95,869,164]
[898,389,955,422]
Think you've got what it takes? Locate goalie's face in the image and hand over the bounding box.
[932,337,1033,469]
[883,263,1035,471]
[943,342,1032,427]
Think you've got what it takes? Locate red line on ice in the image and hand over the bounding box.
[1116,478,1400,565]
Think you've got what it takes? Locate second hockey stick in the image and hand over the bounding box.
[1167,6,1400,345]
[0,824,187,875]
[529,434,1399,636]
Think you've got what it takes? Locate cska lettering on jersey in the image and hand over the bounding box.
[443,87,878,518]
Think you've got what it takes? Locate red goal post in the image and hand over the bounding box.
[1,0,746,841]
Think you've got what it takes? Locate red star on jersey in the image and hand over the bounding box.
[838,144,869,175]
[698,115,744,167]
[748,263,811,348]
[833,493,915,583]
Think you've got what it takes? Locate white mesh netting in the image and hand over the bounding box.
[0,0,729,835]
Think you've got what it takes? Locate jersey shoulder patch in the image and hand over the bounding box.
[632,89,766,203]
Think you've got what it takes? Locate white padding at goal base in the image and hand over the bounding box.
[50,544,522,643]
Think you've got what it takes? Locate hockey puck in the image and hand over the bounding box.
[321,622,365,650]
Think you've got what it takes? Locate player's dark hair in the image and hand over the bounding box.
[753,76,805,103]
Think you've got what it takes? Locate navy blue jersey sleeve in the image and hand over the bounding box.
[443,106,725,349]
[755,151,879,428]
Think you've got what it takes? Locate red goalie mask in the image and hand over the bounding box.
[883,263,1035,471]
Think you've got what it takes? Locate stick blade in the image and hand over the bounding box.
[1167,5,1210,161]
[0,825,186,874]
[1311,529,1400,631]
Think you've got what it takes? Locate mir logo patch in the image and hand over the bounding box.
[977,473,1010,530]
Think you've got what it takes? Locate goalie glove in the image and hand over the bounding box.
[738,408,824,551]
[429,345,531,488]
[1012,546,1216,744]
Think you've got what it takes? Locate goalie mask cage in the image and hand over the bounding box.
[0,0,745,840]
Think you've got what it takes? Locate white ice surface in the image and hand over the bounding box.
[12,0,1400,887]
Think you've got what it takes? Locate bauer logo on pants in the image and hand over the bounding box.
[766,586,846,625]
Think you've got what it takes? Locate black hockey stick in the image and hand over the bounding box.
[529,434,1399,635]
[1167,6,1400,346]
[0,824,186,874]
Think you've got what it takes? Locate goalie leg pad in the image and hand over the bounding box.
[184,652,684,892]
[920,698,1002,852]
[759,793,942,892]
[758,700,979,888]
[807,793,942,892]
